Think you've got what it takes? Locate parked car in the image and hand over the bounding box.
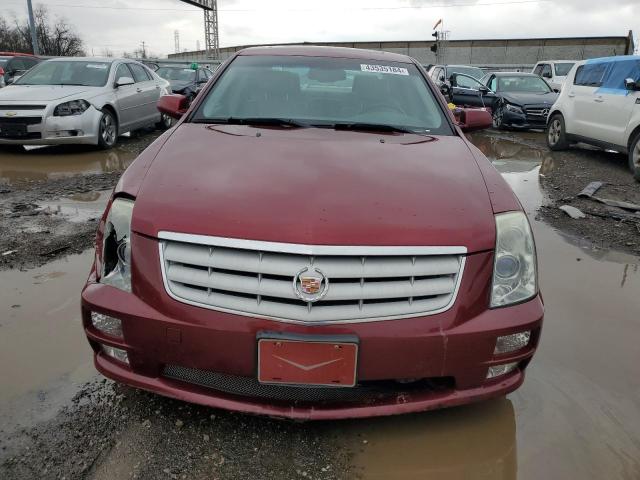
[532,60,575,91]
[0,52,41,88]
[0,57,171,149]
[443,71,558,130]
[483,72,559,129]
[547,55,640,181]
[428,64,485,88]
[155,65,212,102]
[82,46,542,420]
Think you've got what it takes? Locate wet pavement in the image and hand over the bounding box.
[0,130,639,479]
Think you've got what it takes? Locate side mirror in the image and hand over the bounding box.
[624,78,638,91]
[553,88,560,93]
[157,94,189,119]
[542,72,552,79]
[479,85,490,95]
[457,108,493,132]
[115,76,134,87]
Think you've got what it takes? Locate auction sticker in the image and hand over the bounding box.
[360,64,409,75]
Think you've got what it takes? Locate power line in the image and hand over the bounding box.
[3,0,552,13]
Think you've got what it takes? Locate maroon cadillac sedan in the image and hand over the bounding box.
[81,46,543,420]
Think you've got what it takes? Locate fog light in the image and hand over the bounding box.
[91,312,123,337]
[101,345,129,364]
[494,331,530,355]
[486,362,518,379]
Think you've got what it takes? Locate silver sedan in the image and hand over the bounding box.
[0,57,171,149]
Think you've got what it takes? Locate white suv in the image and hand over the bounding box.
[532,60,576,91]
[546,56,640,181]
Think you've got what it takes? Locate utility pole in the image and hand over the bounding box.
[26,0,40,55]
[174,30,180,54]
[140,41,147,59]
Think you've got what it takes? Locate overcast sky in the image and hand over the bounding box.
[3,0,638,57]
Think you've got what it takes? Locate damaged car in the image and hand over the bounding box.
[0,57,172,149]
[81,46,544,420]
[155,65,212,103]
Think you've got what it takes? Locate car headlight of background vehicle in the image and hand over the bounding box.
[101,198,134,292]
[54,99,90,116]
[504,103,524,115]
[491,211,537,307]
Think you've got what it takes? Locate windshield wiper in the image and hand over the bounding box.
[195,117,310,128]
[329,122,428,135]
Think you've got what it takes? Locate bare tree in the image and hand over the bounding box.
[0,5,84,56]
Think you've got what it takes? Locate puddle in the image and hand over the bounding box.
[0,251,96,430]
[40,189,111,223]
[0,130,159,185]
[350,132,640,479]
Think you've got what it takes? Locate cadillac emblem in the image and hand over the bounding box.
[293,267,329,302]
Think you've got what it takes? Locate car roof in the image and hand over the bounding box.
[0,52,38,57]
[492,72,540,77]
[535,60,575,64]
[577,55,640,66]
[237,45,414,63]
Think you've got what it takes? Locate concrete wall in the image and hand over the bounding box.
[168,32,635,69]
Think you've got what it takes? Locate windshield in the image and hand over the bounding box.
[16,60,111,86]
[156,67,196,82]
[497,76,551,93]
[447,66,484,80]
[192,55,452,135]
[554,62,575,76]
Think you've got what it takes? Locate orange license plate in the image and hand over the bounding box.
[258,339,358,387]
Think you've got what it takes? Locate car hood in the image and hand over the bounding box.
[0,84,97,101]
[168,79,194,90]
[132,124,498,252]
[501,91,558,106]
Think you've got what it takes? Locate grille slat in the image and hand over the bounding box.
[160,234,465,324]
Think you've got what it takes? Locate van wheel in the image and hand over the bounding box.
[629,132,640,182]
[547,114,568,151]
[98,110,118,149]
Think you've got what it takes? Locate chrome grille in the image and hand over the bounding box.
[524,106,550,118]
[159,232,466,324]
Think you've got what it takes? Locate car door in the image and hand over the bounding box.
[585,58,640,147]
[449,73,494,107]
[112,63,140,132]
[127,62,159,126]
[568,61,611,140]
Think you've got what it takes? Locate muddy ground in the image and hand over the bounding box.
[1,129,639,480]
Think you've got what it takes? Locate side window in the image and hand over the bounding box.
[574,63,608,87]
[603,59,640,90]
[489,76,497,91]
[533,64,543,76]
[9,58,28,71]
[541,64,552,79]
[430,67,440,82]
[115,63,132,82]
[128,63,151,83]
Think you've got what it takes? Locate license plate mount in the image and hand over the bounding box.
[0,123,28,138]
[257,334,358,387]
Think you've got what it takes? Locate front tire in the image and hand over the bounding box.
[97,110,118,149]
[492,105,505,130]
[156,112,173,130]
[547,114,569,151]
[629,132,640,182]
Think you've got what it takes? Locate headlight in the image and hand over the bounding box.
[54,99,90,116]
[101,198,134,292]
[505,103,524,115]
[491,211,537,307]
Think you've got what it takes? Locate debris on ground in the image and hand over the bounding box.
[559,205,586,219]
[577,181,604,198]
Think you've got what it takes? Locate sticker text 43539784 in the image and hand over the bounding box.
[360,64,409,76]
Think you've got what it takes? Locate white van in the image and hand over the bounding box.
[546,56,640,181]
[532,60,576,91]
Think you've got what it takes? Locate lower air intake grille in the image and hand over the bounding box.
[163,364,453,403]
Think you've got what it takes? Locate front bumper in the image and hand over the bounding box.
[81,235,544,420]
[501,110,547,130]
[0,106,102,145]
